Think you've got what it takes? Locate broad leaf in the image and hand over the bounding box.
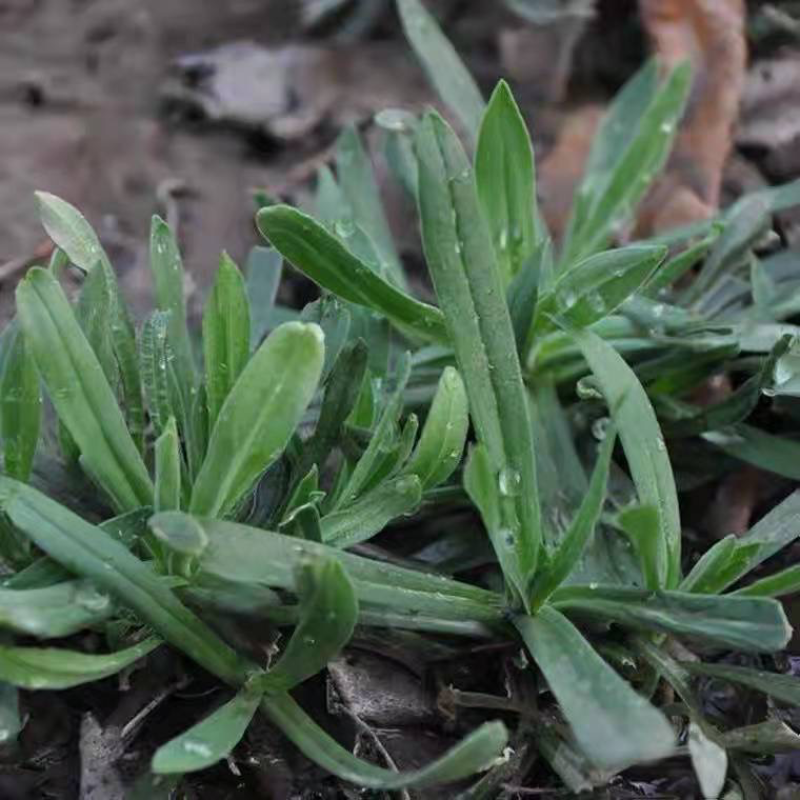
[515,606,675,770]
[688,722,728,800]
[190,322,324,517]
[152,688,261,774]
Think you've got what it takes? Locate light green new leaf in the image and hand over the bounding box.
[404,366,468,489]
[140,311,174,438]
[529,430,616,610]
[191,322,324,517]
[16,269,153,511]
[155,418,181,513]
[475,80,538,284]
[257,206,447,344]
[396,0,485,143]
[681,661,800,708]
[0,637,160,690]
[0,478,247,684]
[416,110,541,595]
[0,580,112,638]
[516,606,675,770]
[568,327,680,587]
[203,253,251,431]
[336,126,406,290]
[0,323,41,482]
[531,245,666,342]
[35,191,105,271]
[257,557,358,694]
[735,564,800,598]
[322,476,422,548]
[263,692,506,789]
[152,688,261,774]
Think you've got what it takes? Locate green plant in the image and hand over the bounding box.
[0,0,799,794]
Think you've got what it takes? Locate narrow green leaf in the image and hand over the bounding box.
[0,323,41,481]
[322,476,422,548]
[0,479,247,684]
[75,263,120,390]
[0,638,159,690]
[416,110,541,595]
[140,311,174,438]
[203,253,251,431]
[529,430,616,609]
[262,692,506,788]
[155,418,181,513]
[0,683,21,744]
[704,424,800,481]
[515,606,675,770]
[735,564,800,598]
[396,0,485,143]
[562,62,692,263]
[0,580,112,638]
[681,661,800,707]
[568,327,680,587]
[722,720,800,755]
[644,227,720,297]
[35,191,105,271]
[245,246,283,349]
[551,586,792,652]
[257,206,447,344]
[531,245,666,341]
[404,366,468,489]
[191,322,324,517]
[615,505,662,590]
[16,269,153,511]
[336,125,406,290]
[258,557,358,693]
[475,80,538,284]
[152,688,261,774]
[149,215,196,394]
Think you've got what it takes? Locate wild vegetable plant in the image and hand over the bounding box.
[0,0,799,795]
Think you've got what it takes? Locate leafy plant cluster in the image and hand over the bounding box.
[1,0,800,795]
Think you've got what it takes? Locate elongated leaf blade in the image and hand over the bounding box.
[516,606,675,770]
[416,110,541,595]
[0,324,41,481]
[0,479,247,684]
[475,80,538,284]
[155,418,181,513]
[203,253,251,431]
[246,246,283,349]
[681,662,800,708]
[396,0,485,143]
[257,207,447,344]
[263,692,506,788]
[735,564,800,598]
[191,322,324,517]
[404,366,468,489]
[568,327,680,587]
[152,688,261,773]
[16,269,153,511]
[35,191,105,271]
[0,637,160,690]
[258,557,358,694]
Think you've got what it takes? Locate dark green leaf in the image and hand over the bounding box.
[681,661,800,707]
[704,425,800,481]
[257,206,447,344]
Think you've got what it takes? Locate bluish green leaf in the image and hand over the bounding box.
[257,206,447,344]
[0,637,160,690]
[475,80,538,284]
[245,246,283,349]
[203,253,251,431]
[681,661,800,707]
[0,323,41,481]
[703,424,800,481]
[0,683,21,745]
[396,0,485,143]
[515,606,675,770]
[191,322,324,517]
[16,269,153,511]
[152,688,261,774]
[688,722,728,800]
[416,110,541,597]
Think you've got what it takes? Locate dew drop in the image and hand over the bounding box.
[498,467,521,498]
